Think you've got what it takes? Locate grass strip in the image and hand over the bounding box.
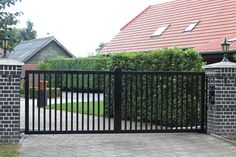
[49,101,104,116]
[0,144,19,157]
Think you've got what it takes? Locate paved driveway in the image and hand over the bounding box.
[19,133,236,157]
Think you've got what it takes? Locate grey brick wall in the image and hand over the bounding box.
[206,67,236,140]
[0,65,21,143]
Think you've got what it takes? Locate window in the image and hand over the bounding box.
[152,24,170,36]
[184,21,199,32]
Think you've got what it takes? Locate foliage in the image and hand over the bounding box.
[0,0,22,50]
[5,28,21,50]
[19,20,37,41]
[38,56,112,71]
[38,56,112,92]
[0,0,22,30]
[110,48,203,71]
[108,48,204,126]
[49,101,104,116]
[5,20,37,50]
[95,42,106,55]
[38,48,204,127]
[0,144,19,157]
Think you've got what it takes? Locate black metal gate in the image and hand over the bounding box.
[25,69,207,134]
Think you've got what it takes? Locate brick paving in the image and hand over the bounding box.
[20,98,236,157]
[19,133,236,157]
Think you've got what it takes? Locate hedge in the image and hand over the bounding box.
[38,55,111,71]
[106,48,204,126]
[38,48,204,126]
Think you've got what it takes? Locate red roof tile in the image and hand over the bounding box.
[101,0,236,55]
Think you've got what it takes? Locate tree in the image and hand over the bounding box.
[0,0,22,50]
[7,28,21,50]
[19,20,37,40]
[95,42,106,55]
[3,20,37,50]
[0,0,22,30]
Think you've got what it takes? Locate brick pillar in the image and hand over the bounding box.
[204,61,236,140]
[0,59,23,144]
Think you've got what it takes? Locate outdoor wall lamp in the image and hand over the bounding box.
[0,34,10,57]
[221,38,230,62]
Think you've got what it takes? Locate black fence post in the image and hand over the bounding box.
[201,74,206,133]
[25,71,29,133]
[114,67,122,132]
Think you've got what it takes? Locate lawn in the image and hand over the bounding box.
[0,144,19,157]
[49,101,104,116]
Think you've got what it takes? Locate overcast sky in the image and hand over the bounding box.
[12,0,172,57]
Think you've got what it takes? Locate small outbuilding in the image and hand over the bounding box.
[8,36,74,77]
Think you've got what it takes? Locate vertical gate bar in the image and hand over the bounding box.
[191,74,194,130]
[201,74,206,132]
[82,74,84,131]
[108,74,111,130]
[71,74,74,131]
[135,74,138,130]
[166,75,169,130]
[98,74,100,131]
[49,74,52,131]
[76,74,79,131]
[92,74,95,131]
[32,74,35,131]
[160,75,163,130]
[176,74,179,130]
[87,74,90,131]
[150,74,154,130]
[60,74,63,131]
[43,73,46,131]
[103,74,106,131]
[186,76,189,130]
[65,73,68,131]
[140,74,143,130]
[114,68,122,132]
[155,75,158,130]
[145,74,148,131]
[38,74,40,131]
[196,75,199,130]
[125,74,128,130]
[25,72,29,133]
[171,75,174,130]
[181,75,184,130]
[54,74,57,131]
[130,74,133,130]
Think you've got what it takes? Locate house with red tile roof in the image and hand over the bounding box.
[101,0,236,63]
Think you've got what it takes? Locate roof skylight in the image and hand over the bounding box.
[152,24,170,37]
[184,21,199,32]
[228,38,236,42]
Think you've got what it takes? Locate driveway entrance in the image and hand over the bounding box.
[20,133,236,157]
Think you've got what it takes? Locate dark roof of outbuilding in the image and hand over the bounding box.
[101,0,236,55]
[8,36,74,62]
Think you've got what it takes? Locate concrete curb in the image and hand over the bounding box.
[210,133,236,146]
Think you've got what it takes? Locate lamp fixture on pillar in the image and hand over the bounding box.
[0,34,10,58]
[221,38,230,62]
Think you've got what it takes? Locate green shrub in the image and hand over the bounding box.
[38,55,111,71]
[38,48,204,127]
[107,48,204,126]
[110,48,203,71]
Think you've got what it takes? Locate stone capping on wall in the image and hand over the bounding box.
[0,58,23,144]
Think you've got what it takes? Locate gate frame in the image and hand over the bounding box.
[24,69,207,134]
